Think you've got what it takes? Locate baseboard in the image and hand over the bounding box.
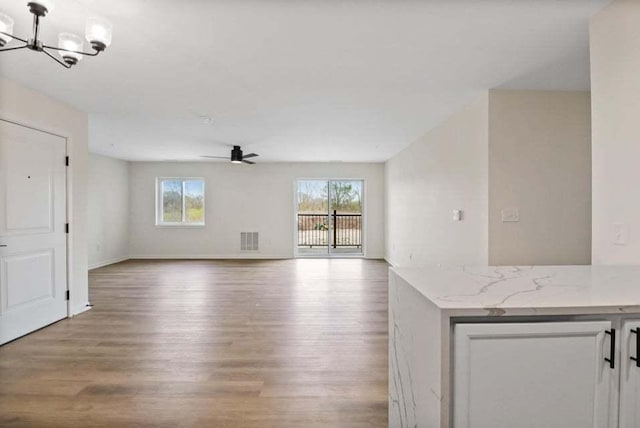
[71,302,92,317]
[384,256,396,267]
[127,253,389,261]
[365,253,386,260]
[128,253,293,260]
[89,256,130,270]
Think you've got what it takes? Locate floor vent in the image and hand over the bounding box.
[241,232,259,251]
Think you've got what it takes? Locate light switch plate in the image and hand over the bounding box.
[453,209,463,221]
[501,208,520,223]
[613,223,628,245]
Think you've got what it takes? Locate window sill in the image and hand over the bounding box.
[155,223,206,228]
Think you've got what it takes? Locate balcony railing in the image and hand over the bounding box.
[297,211,362,248]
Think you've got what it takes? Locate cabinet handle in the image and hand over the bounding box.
[631,328,640,368]
[605,329,616,369]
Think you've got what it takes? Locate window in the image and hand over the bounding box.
[156,178,205,226]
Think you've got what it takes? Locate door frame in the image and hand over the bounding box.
[293,178,367,258]
[0,117,71,318]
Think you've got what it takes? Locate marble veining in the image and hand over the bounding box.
[392,265,640,314]
[389,275,418,427]
[389,265,640,428]
[389,273,444,428]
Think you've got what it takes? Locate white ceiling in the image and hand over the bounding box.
[0,0,609,162]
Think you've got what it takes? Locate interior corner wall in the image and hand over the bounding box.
[0,77,89,315]
[384,93,490,267]
[488,90,592,265]
[88,154,130,269]
[127,162,385,259]
[590,0,640,264]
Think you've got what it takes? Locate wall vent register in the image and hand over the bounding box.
[241,232,259,251]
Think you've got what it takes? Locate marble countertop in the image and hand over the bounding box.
[391,265,640,316]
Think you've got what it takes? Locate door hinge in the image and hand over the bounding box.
[65,223,69,234]
[65,290,70,301]
[65,156,69,166]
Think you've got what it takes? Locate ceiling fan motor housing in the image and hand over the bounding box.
[231,146,243,163]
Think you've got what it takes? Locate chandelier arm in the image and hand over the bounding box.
[0,31,28,44]
[43,44,101,57]
[42,48,72,69]
[0,44,28,52]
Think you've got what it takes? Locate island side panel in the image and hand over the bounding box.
[390,269,445,428]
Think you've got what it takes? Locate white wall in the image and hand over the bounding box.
[0,77,89,314]
[385,94,490,267]
[489,90,592,265]
[88,154,130,269]
[591,0,640,264]
[128,162,385,259]
[385,90,592,267]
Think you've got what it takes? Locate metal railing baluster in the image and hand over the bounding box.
[296,213,362,248]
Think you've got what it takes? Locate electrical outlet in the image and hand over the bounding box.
[453,209,463,221]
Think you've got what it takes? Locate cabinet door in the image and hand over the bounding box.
[620,320,640,428]
[454,321,613,428]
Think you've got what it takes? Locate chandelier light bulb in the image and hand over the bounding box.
[1,1,112,69]
[0,13,14,47]
[58,32,83,65]
[85,17,112,51]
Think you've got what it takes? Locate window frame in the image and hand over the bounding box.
[155,177,206,227]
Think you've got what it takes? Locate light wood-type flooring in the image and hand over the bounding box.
[0,259,389,427]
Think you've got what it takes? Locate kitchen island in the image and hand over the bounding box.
[389,265,640,428]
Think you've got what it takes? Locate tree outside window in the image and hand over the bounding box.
[157,178,205,225]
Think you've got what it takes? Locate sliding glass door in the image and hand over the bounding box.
[296,179,363,256]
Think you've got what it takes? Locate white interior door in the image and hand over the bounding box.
[454,321,614,428]
[0,120,67,345]
[620,319,640,428]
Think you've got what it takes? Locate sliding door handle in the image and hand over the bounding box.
[631,328,640,368]
[605,329,616,369]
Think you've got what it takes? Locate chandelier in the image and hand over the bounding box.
[0,1,112,69]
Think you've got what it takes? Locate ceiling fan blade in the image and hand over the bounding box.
[242,160,256,165]
[201,155,229,159]
[243,153,259,159]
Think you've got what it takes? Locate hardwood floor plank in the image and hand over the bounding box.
[0,259,388,427]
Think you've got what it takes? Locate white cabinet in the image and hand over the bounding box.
[454,321,616,428]
[388,267,640,428]
[620,320,640,428]
[453,319,640,428]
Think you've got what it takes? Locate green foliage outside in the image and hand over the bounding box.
[297,180,362,213]
[162,186,182,222]
[185,195,204,222]
[330,182,360,212]
[162,180,204,223]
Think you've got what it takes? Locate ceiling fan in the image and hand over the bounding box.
[201,145,259,165]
